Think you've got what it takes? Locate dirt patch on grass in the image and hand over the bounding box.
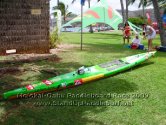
[0,54,57,64]
[47,56,62,62]
[50,43,79,54]
[0,67,24,76]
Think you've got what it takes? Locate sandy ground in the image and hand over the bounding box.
[50,43,79,54]
[0,43,78,63]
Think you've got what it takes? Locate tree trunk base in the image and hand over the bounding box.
[0,54,57,64]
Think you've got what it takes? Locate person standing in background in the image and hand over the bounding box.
[123,22,131,45]
[142,24,156,52]
[142,29,146,39]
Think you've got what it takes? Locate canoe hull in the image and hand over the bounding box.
[2,51,156,100]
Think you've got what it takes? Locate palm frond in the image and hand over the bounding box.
[66,12,72,17]
[71,0,76,4]
[52,6,59,10]
[128,0,136,5]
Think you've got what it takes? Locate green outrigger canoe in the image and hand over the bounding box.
[2,51,156,100]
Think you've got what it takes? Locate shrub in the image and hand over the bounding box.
[50,28,61,48]
[128,17,147,26]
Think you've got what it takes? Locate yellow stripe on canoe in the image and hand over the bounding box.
[82,74,104,83]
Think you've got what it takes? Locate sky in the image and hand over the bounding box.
[50,0,153,15]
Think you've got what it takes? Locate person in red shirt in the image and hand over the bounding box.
[123,22,131,45]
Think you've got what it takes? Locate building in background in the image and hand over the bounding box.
[0,0,49,55]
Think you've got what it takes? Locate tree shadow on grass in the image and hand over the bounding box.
[1,77,137,125]
[155,51,166,57]
[0,59,154,125]
[0,61,85,92]
[0,61,88,122]
[131,61,154,70]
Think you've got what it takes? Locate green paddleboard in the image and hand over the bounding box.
[2,51,156,100]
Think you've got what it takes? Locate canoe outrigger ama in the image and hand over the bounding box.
[1,51,156,100]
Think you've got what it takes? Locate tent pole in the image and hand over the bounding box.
[81,4,83,50]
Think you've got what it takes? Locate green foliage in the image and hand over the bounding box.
[52,2,72,23]
[53,2,66,16]
[129,0,165,8]
[128,17,147,26]
[49,28,61,48]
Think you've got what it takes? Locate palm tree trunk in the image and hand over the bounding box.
[125,0,128,22]
[143,6,145,16]
[63,9,66,24]
[152,0,166,46]
[88,0,90,9]
[142,0,144,16]
[64,16,65,24]
[142,0,145,22]
[120,0,125,24]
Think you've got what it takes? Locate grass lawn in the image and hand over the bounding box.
[0,31,166,125]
